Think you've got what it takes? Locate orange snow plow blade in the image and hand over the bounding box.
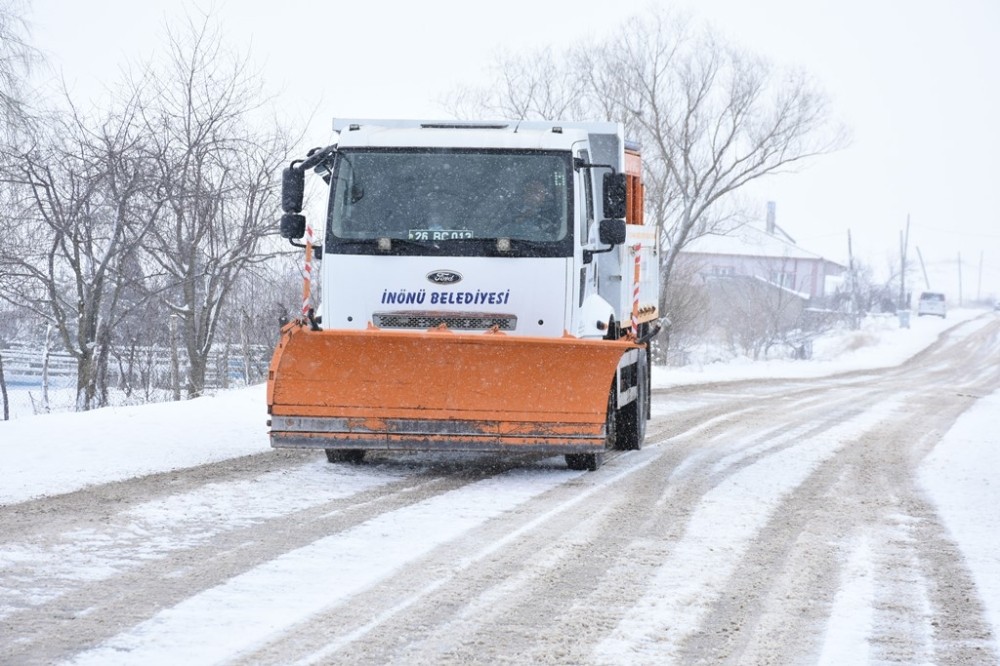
[267,323,637,454]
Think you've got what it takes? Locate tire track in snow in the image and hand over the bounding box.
[0,462,407,618]
[679,400,941,664]
[221,444,686,664]
[1,458,522,664]
[591,397,908,664]
[313,382,898,664]
[231,394,802,664]
[674,319,1000,665]
[294,385,894,664]
[64,466,582,666]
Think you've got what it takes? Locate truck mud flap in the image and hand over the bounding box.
[267,323,638,454]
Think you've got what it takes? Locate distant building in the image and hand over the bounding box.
[676,202,845,301]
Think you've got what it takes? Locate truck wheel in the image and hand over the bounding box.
[325,449,365,464]
[565,382,616,471]
[615,348,647,451]
[565,452,603,471]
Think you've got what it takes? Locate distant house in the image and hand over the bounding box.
[676,202,845,301]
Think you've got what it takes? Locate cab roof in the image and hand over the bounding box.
[331,118,626,152]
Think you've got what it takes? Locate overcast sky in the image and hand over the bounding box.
[26,0,1000,301]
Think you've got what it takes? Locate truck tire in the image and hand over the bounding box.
[325,449,366,464]
[564,452,603,471]
[614,348,647,451]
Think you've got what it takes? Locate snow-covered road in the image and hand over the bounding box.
[2,313,999,664]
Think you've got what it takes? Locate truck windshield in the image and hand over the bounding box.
[326,149,573,257]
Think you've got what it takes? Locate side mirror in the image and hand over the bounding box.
[602,172,627,219]
[282,165,305,214]
[598,218,626,245]
[280,213,306,240]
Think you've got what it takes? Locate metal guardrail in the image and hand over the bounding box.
[0,345,271,388]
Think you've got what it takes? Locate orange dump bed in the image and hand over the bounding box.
[267,323,636,454]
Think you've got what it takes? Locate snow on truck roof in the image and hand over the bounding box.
[331,119,628,152]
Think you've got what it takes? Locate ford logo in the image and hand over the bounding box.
[427,270,463,285]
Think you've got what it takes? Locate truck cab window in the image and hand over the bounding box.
[326,149,574,257]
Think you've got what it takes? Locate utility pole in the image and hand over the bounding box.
[978,250,984,302]
[958,252,963,306]
[899,214,910,309]
[848,229,859,329]
[916,246,930,289]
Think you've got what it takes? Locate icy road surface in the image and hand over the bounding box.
[1,316,999,664]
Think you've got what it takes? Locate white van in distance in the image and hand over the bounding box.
[917,291,947,318]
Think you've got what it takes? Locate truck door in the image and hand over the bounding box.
[577,149,597,307]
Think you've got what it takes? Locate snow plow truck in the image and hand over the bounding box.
[267,119,660,471]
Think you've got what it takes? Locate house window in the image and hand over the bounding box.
[770,271,795,288]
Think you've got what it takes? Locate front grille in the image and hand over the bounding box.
[373,311,517,331]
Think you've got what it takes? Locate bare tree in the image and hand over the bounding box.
[0,0,41,379]
[136,14,290,397]
[1,6,297,410]
[709,274,807,360]
[0,0,39,136]
[829,256,897,317]
[651,253,711,365]
[443,46,589,121]
[442,8,847,366]
[444,7,846,286]
[0,92,159,410]
[217,255,299,387]
[593,12,847,289]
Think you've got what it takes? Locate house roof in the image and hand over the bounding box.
[682,223,827,261]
